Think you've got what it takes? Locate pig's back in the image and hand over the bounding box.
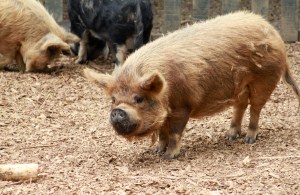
[0,0,65,41]
[125,11,285,73]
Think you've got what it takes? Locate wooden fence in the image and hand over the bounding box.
[164,0,300,42]
[40,0,299,42]
[39,0,63,22]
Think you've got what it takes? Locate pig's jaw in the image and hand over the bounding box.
[119,119,164,140]
[111,119,139,136]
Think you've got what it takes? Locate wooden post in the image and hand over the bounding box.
[281,0,299,42]
[164,0,181,33]
[45,0,63,22]
[222,0,241,14]
[193,0,209,21]
[251,0,269,18]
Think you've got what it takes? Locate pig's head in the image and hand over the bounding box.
[84,68,169,139]
[21,32,79,72]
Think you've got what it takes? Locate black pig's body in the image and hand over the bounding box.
[68,0,153,65]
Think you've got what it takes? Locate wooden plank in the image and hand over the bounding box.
[164,0,181,33]
[222,0,241,14]
[281,0,299,42]
[193,0,209,21]
[45,0,63,22]
[251,0,269,18]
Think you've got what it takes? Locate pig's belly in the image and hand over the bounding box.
[190,98,235,118]
[189,88,236,118]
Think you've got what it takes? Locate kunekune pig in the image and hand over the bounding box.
[68,0,153,66]
[84,11,300,159]
[0,0,79,73]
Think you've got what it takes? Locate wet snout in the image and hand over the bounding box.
[110,107,138,136]
[111,108,128,124]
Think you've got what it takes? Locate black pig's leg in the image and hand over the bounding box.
[75,30,89,64]
[116,44,127,66]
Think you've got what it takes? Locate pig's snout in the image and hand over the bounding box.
[111,108,128,123]
[110,108,137,135]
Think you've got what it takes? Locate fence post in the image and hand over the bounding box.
[193,0,209,21]
[251,0,269,18]
[45,0,63,22]
[222,0,241,14]
[164,0,181,33]
[281,0,299,42]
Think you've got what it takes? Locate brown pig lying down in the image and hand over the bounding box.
[84,11,300,159]
[0,0,79,73]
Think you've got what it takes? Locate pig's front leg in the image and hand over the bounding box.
[15,51,26,72]
[75,30,89,64]
[163,108,190,160]
[0,56,11,70]
[155,125,169,154]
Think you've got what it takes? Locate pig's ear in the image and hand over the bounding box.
[140,72,165,95]
[83,68,114,92]
[40,33,70,54]
[64,32,80,43]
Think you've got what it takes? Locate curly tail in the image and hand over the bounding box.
[283,63,300,114]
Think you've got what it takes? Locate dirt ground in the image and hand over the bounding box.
[1,44,299,194]
[1,1,300,194]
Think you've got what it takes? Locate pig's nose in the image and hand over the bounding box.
[110,108,128,123]
[110,108,137,135]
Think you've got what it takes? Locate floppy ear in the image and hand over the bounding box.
[139,72,165,95]
[35,33,70,59]
[40,33,70,51]
[83,68,114,93]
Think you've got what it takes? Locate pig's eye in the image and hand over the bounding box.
[111,96,116,104]
[134,95,144,104]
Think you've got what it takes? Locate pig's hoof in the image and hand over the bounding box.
[75,58,87,64]
[3,64,19,72]
[47,65,64,74]
[154,146,166,154]
[162,151,180,160]
[226,129,240,141]
[245,137,256,144]
[227,135,237,141]
[162,153,178,160]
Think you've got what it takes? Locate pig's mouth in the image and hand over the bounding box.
[110,108,165,139]
[119,120,163,140]
[111,120,139,136]
[111,119,162,139]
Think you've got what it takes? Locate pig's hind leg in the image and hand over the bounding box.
[226,87,249,141]
[245,80,278,144]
